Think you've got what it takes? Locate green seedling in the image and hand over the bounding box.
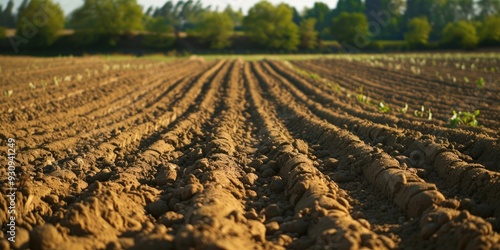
[476,77,485,89]
[64,76,72,82]
[464,77,469,83]
[325,81,341,93]
[414,105,432,120]
[295,68,320,80]
[29,82,36,89]
[378,101,390,113]
[54,76,60,86]
[357,93,369,103]
[450,110,480,127]
[356,86,370,104]
[4,89,13,97]
[77,74,83,82]
[356,92,370,104]
[400,103,409,114]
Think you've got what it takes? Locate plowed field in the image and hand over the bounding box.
[0,55,499,250]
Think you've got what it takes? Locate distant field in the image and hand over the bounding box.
[102,52,500,62]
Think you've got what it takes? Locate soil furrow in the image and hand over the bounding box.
[249,61,500,248]
[244,62,398,249]
[267,60,500,168]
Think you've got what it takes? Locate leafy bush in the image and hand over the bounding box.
[405,17,431,48]
[16,0,65,47]
[189,12,234,49]
[441,21,479,49]
[331,12,369,45]
[142,17,176,49]
[142,34,176,49]
[243,2,300,50]
[299,18,318,49]
[479,16,500,46]
[70,0,143,46]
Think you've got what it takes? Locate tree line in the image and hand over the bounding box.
[1,0,499,52]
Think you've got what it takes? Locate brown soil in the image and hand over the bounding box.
[0,56,499,250]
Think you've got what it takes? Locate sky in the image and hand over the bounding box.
[0,0,339,15]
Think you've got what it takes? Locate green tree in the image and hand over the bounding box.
[479,16,500,45]
[0,0,16,28]
[223,5,243,28]
[478,0,500,20]
[404,0,433,21]
[444,0,474,21]
[365,0,405,40]
[331,12,369,46]
[404,16,431,48]
[145,17,172,33]
[17,0,29,19]
[152,0,209,39]
[305,2,330,33]
[299,18,318,49]
[142,16,176,49]
[15,0,64,47]
[70,0,143,45]
[335,0,364,14]
[189,11,234,49]
[291,7,303,25]
[441,20,479,49]
[243,1,300,50]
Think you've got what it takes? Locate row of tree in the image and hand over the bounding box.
[2,0,500,51]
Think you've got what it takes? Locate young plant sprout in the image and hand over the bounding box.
[29,82,36,89]
[378,101,390,113]
[4,89,13,97]
[400,103,409,114]
[356,86,370,104]
[357,93,369,104]
[450,110,480,127]
[414,105,432,120]
[477,77,485,89]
